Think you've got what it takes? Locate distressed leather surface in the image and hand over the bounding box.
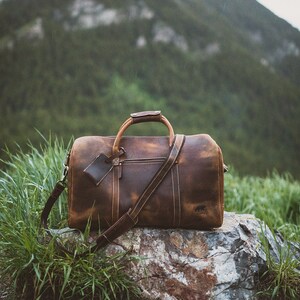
[68,134,224,230]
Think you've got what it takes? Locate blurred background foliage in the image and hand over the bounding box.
[1,0,300,178]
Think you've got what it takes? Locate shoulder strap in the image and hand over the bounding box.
[41,134,185,257]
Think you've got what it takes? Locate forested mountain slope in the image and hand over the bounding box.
[1,0,300,177]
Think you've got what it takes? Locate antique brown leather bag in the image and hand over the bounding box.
[41,111,225,254]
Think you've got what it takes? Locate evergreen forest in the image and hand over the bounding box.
[1,0,300,177]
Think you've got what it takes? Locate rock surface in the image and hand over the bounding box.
[105,212,286,300]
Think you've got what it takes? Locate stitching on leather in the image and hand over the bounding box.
[122,157,165,161]
[122,161,164,165]
[176,163,181,227]
[102,234,112,243]
[112,167,120,223]
[215,146,222,225]
[112,167,115,223]
[132,134,184,216]
[116,167,120,222]
[217,146,223,224]
[171,168,176,227]
[100,213,130,235]
[127,213,138,224]
[68,147,75,226]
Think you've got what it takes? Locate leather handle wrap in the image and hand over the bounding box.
[112,111,175,154]
[131,110,161,122]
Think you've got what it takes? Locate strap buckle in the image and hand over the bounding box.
[105,147,126,163]
[60,152,70,184]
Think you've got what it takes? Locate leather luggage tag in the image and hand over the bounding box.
[83,154,114,186]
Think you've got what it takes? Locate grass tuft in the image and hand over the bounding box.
[225,168,300,299]
[257,227,300,299]
[225,169,300,242]
[0,139,140,299]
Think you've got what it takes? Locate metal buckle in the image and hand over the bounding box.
[60,152,70,184]
[105,147,126,163]
[60,165,69,184]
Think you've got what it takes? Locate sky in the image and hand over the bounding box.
[257,0,300,30]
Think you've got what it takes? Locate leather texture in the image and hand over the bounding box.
[41,133,185,256]
[67,112,224,231]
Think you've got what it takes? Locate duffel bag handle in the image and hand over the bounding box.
[112,111,175,154]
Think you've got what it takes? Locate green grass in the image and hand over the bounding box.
[225,170,300,242]
[225,169,300,299]
[0,140,299,299]
[0,139,141,299]
[257,229,300,299]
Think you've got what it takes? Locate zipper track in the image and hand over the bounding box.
[121,157,165,164]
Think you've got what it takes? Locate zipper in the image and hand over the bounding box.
[121,157,165,164]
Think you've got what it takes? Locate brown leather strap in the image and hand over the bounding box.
[41,134,185,257]
[41,181,65,229]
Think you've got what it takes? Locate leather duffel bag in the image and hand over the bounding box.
[41,111,226,254]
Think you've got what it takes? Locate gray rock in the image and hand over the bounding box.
[104,212,287,300]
